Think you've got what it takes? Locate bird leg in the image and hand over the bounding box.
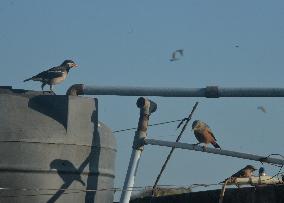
[193,142,201,150]
[49,85,56,95]
[41,83,47,94]
[41,83,46,91]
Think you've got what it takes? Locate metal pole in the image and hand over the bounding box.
[67,84,284,97]
[119,97,157,203]
[144,139,284,165]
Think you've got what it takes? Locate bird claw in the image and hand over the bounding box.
[42,90,56,95]
[192,143,200,149]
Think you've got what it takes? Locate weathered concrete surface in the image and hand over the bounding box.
[130,185,284,203]
[0,86,116,203]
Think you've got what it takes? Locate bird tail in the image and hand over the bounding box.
[23,77,32,82]
[212,142,221,149]
[24,76,42,82]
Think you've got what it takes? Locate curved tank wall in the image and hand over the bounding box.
[0,86,116,203]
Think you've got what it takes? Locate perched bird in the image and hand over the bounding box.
[257,106,266,113]
[191,120,221,149]
[170,49,184,61]
[24,60,78,91]
[221,165,256,184]
[231,165,256,178]
[258,167,266,176]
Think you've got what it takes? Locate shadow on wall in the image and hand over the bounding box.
[46,99,101,203]
[28,95,68,129]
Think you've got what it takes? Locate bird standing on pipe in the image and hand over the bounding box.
[191,120,221,149]
[24,59,78,91]
[221,165,257,184]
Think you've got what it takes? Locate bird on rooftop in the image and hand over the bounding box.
[257,106,266,113]
[170,49,183,61]
[191,120,221,149]
[23,59,78,91]
[221,165,256,184]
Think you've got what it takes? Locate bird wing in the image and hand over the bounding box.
[231,168,245,178]
[48,65,65,71]
[194,131,205,143]
[171,51,176,59]
[34,69,64,80]
[176,49,183,56]
[205,124,217,141]
[257,106,266,113]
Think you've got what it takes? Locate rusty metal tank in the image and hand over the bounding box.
[0,86,116,203]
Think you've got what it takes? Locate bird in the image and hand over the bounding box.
[257,106,266,113]
[170,49,183,61]
[221,165,256,184]
[191,120,221,149]
[258,167,266,176]
[23,59,78,91]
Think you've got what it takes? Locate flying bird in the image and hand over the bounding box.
[170,49,184,61]
[191,120,221,149]
[257,106,266,113]
[222,165,256,183]
[24,59,78,91]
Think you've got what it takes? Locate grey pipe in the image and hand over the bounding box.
[67,84,284,97]
[144,139,284,166]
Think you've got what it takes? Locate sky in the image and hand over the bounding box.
[1,0,284,201]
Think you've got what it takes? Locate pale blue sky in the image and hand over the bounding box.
[1,0,284,201]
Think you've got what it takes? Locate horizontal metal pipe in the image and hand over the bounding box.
[80,85,284,97]
[144,139,284,166]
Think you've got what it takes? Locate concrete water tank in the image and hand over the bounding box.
[0,86,116,203]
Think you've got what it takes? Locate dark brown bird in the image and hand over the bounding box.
[222,165,256,183]
[191,120,221,149]
[24,60,78,91]
[170,49,183,61]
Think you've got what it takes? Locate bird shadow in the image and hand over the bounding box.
[47,99,101,203]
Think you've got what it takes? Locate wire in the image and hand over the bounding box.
[112,119,184,133]
[0,183,220,198]
[260,153,284,166]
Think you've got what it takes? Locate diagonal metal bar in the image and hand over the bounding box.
[152,102,199,193]
[144,139,284,166]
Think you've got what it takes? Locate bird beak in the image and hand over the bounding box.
[72,63,78,68]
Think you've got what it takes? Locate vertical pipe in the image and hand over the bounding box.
[119,98,157,203]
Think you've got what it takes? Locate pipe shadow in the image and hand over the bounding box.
[85,99,100,202]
